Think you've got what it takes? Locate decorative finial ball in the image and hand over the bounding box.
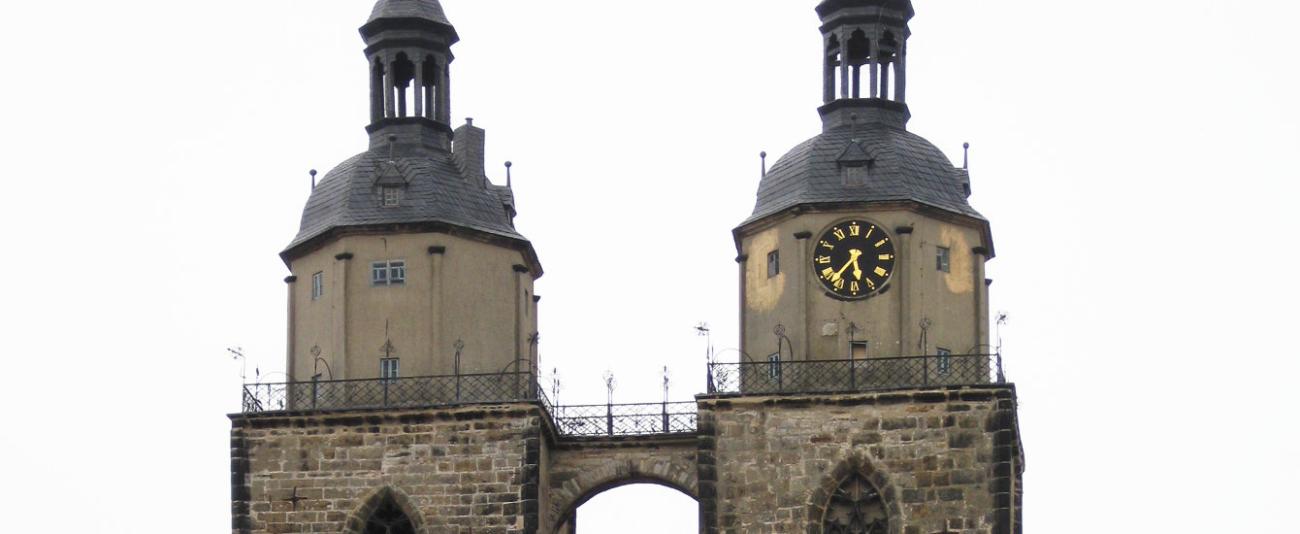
[964,142,971,149]
[309,169,317,177]
[761,151,767,159]
[505,161,513,168]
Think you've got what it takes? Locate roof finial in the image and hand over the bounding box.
[387,134,397,162]
[962,142,971,170]
[505,161,513,188]
[309,169,318,190]
[465,117,474,127]
[760,151,768,178]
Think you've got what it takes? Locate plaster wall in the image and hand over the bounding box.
[739,207,988,362]
[287,231,538,382]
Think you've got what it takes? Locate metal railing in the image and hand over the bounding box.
[240,372,698,438]
[549,402,698,437]
[241,371,541,413]
[707,354,1001,395]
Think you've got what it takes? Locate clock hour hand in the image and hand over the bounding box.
[830,249,864,283]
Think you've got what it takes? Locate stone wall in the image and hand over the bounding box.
[543,434,699,532]
[230,404,544,534]
[698,385,1022,534]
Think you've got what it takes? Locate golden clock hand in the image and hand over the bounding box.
[851,255,864,281]
[830,249,863,283]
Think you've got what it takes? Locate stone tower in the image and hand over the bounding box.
[736,0,993,367]
[231,2,1023,533]
[281,0,541,387]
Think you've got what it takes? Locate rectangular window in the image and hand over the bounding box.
[380,358,400,381]
[371,260,406,286]
[850,340,869,360]
[311,272,324,300]
[382,186,401,207]
[936,347,952,375]
[388,261,405,285]
[767,353,781,380]
[936,246,951,273]
[767,250,780,278]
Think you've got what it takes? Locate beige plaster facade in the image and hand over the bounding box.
[285,230,540,382]
[737,204,992,362]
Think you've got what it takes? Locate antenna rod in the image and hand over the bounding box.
[760,151,768,178]
[505,161,513,188]
[309,169,317,190]
[963,142,971,170]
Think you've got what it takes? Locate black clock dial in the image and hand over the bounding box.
[811,220,896,300]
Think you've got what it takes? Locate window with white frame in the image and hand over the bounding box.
[381,186,402,207]
[380,358,400,381]
[936,347,952,375]
[936,246,951,273]
[311,272,324,300]
[767,353,781,380]
[371,260,406,286]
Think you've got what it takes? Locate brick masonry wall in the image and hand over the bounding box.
[700,386,1022,534]
[230,404,543,534]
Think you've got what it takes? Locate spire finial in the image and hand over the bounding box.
[963,142,971,170]
[505,161,513,188]
[309,169,318,190]
[760,151,768,178]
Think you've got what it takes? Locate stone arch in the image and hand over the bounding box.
[549,457,698,533]
[343,485,429,534]
[806,454,905,534]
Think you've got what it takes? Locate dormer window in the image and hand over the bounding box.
[842,162,872,186]
[381,186,402,207]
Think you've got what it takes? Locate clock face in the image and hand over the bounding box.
[812,220,896,300]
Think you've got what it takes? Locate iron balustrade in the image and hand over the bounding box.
[240,371,541,413]
[240,372,698,438]
[548,402,698,437]
[240,354,1001,436]
[707,354,1002,395]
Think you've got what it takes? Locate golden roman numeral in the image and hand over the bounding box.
[864,226,875,239]
[850,281,860,294]
[874,238,889,248]
[820,240,835,250]
[834,279,845,290]
[821,267,835,279]
[833,228,846,240]
[864,279,877,290]
[816,256,832,265]
[874,267,888,277]
[848,224,861,237]
[878,254,894,261]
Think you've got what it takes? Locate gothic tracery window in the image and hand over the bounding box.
[364,495,416,534]
[823,473,888,534]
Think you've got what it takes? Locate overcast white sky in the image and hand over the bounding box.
[0,0,1297,532]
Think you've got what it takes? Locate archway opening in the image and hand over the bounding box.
[565,483,697,534]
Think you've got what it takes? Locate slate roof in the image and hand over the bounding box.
[285,147,523,255]
[368,0,451,25]
[743,124,985,226]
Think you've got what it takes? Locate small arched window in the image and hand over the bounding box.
[823,473,888,534]
[364,495,416,534]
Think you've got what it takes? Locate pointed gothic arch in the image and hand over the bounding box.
[807,455,904,534]
[343,486,428,534]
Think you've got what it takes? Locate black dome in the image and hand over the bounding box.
[743,124,984,227]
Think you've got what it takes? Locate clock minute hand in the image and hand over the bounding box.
[830,249,864,283]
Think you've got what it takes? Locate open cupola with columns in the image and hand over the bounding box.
[736,0,995,367]
[280,0,541,387]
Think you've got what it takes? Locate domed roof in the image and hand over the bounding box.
[368,0,451,25]
[743,124,984,227]
[284,145,526,259]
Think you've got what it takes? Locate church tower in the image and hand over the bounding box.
[736,0,994,368]
[281,0,541,387]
